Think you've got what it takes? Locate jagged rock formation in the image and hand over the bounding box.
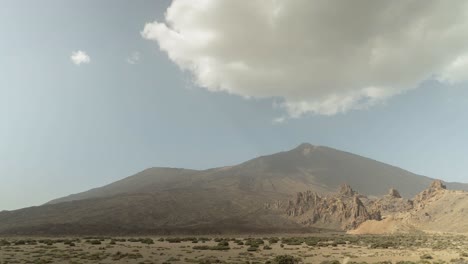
[351,180,468,234]
[368,188,413,216]
[284,184,381,230]
[413,179,447,209]
[339,184,356,196]
[388,188,402,198]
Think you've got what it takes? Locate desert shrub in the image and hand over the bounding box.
[112,251,142,260]
[420,254,433,260]
[449,258,468,264]
[210,245,230,250]
[281,238,303,245]
[247,246,258,251]
[193,242,230,251]
[193,245,210,250]
[166,237,182,243]
[0,239,11,246]
[271,255,301,264]
[88,239,101,245]
[14,240,26,245]
[304,237,320,246]
[245,238,264,247]
[263,245,272,250]
[268,237,280,244]
[128,253,143,259]
[320,261,340,264]
[369,241,397,249]
[198,256,222,264]
[218,240,229,246]
[334,238,348,245]
[64,240,76,247]
[140,238,154,244]
[38,239,53,245]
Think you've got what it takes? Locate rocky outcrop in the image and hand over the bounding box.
[349,180,468,234]
[339,184,356,196]
[388,188,402,198]
[368,188,413,216]
[264,179,468,234]
[413,180,447,209]
[430,180,447,190]
[285,184,381,230]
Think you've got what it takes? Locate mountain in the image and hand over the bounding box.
[1,143,468,235]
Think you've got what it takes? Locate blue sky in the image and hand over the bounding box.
[1,0,468,210]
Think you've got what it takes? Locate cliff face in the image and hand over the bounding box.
[284,184,381,230]
[351,180,468,234]
[412,180,447,209]
[367,188,414,216]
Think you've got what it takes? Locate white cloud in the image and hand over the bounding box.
[70,50,90,65]
[142,0,468,116]
[272,116,286,124]
[127,51,141,64]
[439,54,468,84]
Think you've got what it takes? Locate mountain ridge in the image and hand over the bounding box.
[48,143,468,205]
[1,143,468,235]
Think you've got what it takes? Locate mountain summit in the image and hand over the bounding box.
[1,144,467,235]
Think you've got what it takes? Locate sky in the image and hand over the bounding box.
[1,0,468,210]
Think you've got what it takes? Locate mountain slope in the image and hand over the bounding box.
[1,143,468,235]
[50,143,468,205]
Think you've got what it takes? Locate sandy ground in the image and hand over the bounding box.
[1,234,467,263]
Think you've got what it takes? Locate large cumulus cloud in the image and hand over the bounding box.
[142,0,468,116]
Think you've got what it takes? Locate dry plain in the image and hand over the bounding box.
[1,234,468,264]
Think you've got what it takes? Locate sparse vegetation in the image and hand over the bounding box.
[272,254,301,264]
[1,234,468,263]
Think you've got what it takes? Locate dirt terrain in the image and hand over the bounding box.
[1,234,468,264]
